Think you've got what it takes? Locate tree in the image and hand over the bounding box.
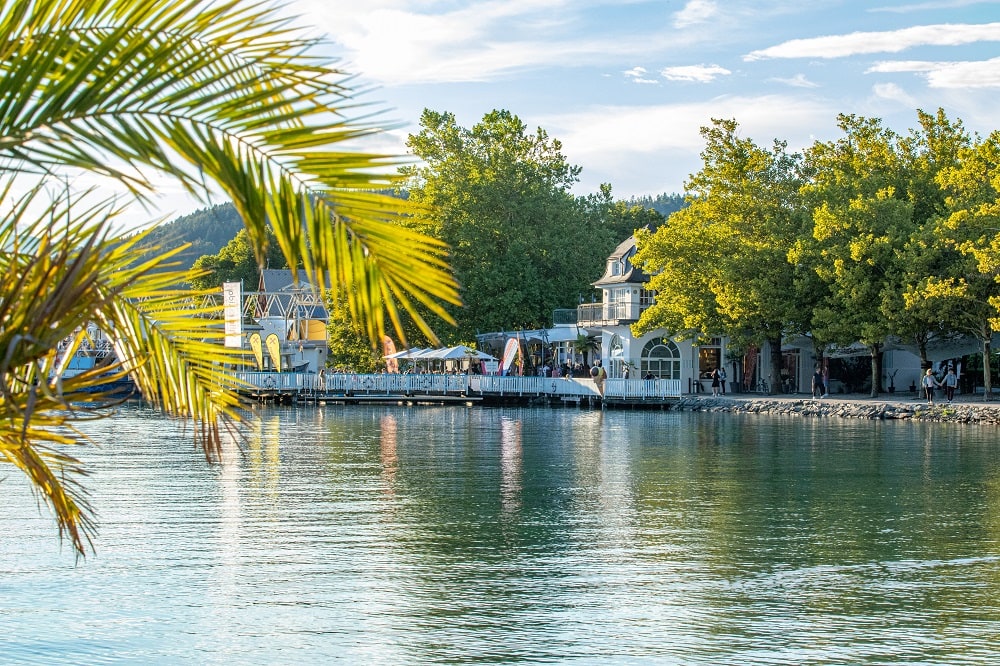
[798,115,916,396]
[632,118,804,394]
[402,109,618,339]
[580,183,667,240]
[0,0,458,555]
[933,130,1000,398]
[189,228,288,290]
[887,110,972,368]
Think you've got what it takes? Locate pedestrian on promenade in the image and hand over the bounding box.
[812,366,826,399]
[710,367,720,397]
[922,368,940,405]
[943,368,959,402]
[718,366,727,395]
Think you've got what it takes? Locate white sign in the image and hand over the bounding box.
[223,281,242,347]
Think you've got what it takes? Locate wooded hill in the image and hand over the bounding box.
[130,195,684,272]
[124,203,244,271]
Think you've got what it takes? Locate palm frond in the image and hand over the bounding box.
[0,0,461,555]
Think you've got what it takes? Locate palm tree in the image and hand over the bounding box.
[572,333,600,366]
[0,0,459,555]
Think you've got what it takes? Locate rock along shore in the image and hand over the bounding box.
[670,394,1000,425]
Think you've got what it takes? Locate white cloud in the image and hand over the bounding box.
[871,82,918,106]
[745,22,1000,60]
[869,0,999,12]
[540,95,836,195]
[661,64,731,83]
[768,73,820,88]
[673,0,719,29]
[624,66,659,84]
[868,56,1000,87]
[291,0,665,85]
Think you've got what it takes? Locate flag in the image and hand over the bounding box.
[265,333,281,371]
[501,338,520,376]
[249,332,264,370]
[383,336,399,374]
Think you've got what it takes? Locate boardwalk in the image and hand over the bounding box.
[235,371,684,408]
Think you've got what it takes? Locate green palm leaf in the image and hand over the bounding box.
[0,0,459,555]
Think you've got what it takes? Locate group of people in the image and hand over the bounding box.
[810,364,960,404]
[710,366,727,396]
[922,366,960,405]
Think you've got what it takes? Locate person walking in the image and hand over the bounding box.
[718,366,727,395]
[710,367,720,397]
[922,368,940,405]
[943,367,959,402]
[811,366,826,399]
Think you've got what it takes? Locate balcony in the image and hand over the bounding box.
[577,302,646,328]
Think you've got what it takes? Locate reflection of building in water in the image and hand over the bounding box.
[380,414,398,494]
[500,417,523,516]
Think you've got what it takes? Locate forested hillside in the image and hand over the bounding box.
[125,203,243,270]
[628,192,685,218]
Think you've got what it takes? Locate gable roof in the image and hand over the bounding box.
[592,235,651,287]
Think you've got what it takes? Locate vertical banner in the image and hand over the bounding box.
[501,338,520,376]
[265,333,281,371]
[516,330,525,376]
[383,336,399,374]
[222,281,242,348]
[249,333,264,370]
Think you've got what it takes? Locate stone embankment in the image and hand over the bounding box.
[671,395,1000,425]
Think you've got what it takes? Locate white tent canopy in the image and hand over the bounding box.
[382,345,496,372]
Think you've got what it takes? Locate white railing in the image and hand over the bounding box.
[235,372,683,400]
[604,378,681,399]
[237,372,470,395]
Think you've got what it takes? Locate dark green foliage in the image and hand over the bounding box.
[122,203,244,271]
[627,192,686,220]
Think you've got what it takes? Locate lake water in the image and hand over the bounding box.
[3,404,1000,664]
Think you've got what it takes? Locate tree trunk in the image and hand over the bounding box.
[984,339,992,402]
[768,335,782,396]
[869,344,883,398]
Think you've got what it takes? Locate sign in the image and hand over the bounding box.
[249,333,264,370]
[265,333,281,371]
[222,281,242,348]
[501,338,520,375]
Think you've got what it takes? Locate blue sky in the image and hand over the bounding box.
[134,0,999,217]
[279,0,1000,204]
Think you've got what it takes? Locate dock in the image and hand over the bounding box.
[234,372,683,409]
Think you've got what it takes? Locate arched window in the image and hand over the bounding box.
[641,337,680,379]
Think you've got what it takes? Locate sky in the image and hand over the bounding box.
[161,0,1000,215]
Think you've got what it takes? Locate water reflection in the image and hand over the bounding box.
[2,405,1000,664]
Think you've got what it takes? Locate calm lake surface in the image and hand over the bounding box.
[3,404,1000,664]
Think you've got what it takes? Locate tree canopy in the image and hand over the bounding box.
[635,109,1000,397]
[402,109,631,340]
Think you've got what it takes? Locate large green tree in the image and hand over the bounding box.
[0,0,458,555]
[798,115,916,396]
[402,109,618,339]
[632,118,804,393]
[886,110,972,367]
[932,130,1000,398]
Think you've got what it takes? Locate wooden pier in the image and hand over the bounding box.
[234,372,683,409]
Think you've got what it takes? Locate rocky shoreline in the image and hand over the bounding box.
[671,395,1000,425]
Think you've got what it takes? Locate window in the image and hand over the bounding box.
[640,337,680,379]
[698,338,723,379]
